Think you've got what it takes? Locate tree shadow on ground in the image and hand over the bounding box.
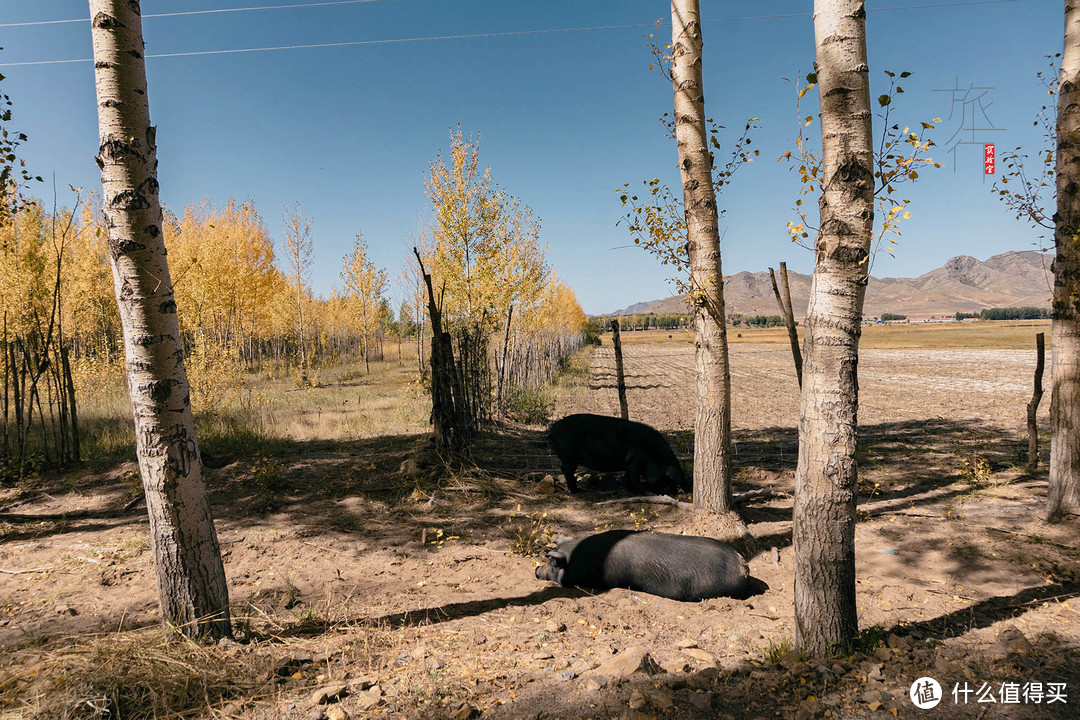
[263,586,589,638]
[6,412,1074,718]
[0,416,1039,553]
[891,580,1080,641]
[465,581,1080,720]
[727,417,1037,559]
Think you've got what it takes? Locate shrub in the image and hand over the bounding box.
[504,386,554,424]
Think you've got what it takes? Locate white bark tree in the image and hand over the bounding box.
[670,0,734,513]
[1049,1,1080,521]
[89,0,230,639]
[792,0,875,655]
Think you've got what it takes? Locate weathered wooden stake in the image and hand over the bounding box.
[610,319,629,420]
[413,247,466,451]
[1027,332,1046,469]
[769,262,803,387]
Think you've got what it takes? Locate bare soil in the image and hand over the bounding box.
[1,339,1078,720]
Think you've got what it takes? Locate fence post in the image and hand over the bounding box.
[1027,332,1046,469]
[610,319,629,420]
[769,262,803,387]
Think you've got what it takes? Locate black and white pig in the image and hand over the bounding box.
[546,413,689,493]
[534,530,750,601]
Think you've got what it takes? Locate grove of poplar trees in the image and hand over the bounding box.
[1,146,587,479]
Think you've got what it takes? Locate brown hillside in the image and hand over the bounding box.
[610,250,1052,319]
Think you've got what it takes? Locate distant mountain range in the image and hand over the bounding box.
[608,251,1054,319]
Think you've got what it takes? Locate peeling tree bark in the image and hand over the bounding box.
[670,0,734,514]
[89,0,231,639]
[793,0,874,655]
[1049,1,1080,522]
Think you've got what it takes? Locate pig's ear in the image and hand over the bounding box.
[546,549,568,567]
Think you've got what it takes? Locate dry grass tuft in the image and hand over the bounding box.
[504,505,553,556]
[0,629,267,720]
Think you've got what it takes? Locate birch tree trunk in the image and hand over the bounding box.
[793,0,875,655]
[670,0,733,513]
[1049,1,1080,522]
[89,0,231,639]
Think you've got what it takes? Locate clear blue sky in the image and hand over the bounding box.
[0,0,1062,314]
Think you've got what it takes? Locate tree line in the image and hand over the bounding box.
[978,306,1051,320]
[589,313,691,331]
[0,145,586,481]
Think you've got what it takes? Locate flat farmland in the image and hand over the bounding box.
[571,332,1046,436]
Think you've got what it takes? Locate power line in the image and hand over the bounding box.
[0,0,398,28]
[0,0,1019,68]
[12,23,661,68]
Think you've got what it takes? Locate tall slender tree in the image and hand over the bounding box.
[342,233,387,374]
[282,202,313,379]
[426,127,499,319]
[88,0,230,639]
[670,0,733,513]
[792,0,874,655]
[1049,2,1080,521]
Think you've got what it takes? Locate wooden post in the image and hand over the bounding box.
[610,319,629,420]
[497,304,514,416]
[414,247,465,451]
[769,262,803,387]
[61,345,80,463]
[1027,332,1046,469]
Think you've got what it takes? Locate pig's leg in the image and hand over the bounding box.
[561,461,579,493]
[624,457,645,491]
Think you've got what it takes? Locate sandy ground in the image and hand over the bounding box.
[1,341,1078,720]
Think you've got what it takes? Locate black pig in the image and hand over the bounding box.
[546,413,688,493]
[535,530,749,601]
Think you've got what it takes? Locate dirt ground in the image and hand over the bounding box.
[1,338,1078,720]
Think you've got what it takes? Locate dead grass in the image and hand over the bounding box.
[0,611,406,720]
[74,357,431,466]
[249,359,429,442]
[611,319,1052,350]
[858,319,1051,349]
[0,629,263,719]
